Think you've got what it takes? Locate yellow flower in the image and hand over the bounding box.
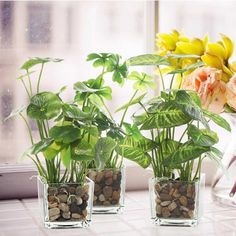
[201,34,234,82]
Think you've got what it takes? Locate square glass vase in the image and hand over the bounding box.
[87,166,125,214]
[37,177,94,229]
[149,177,201,227]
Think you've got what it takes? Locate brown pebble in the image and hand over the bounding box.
[48,202,58,208]
[103,201,111,206]
[59,203,69,212]
[62,211,71,219]
[72,213,82,219]
[159,193,172,201]
[105,177,113,185]
[179,196,188,207]
[49,214,60,221]
[96,172,104,183]
[172,189,181,198]
[112,191,120,201]
[104,170,113,178]
[161,207,171,218]
[99,194,105,202]
[57,194,68,203]
[155,183,161,192]
[156,204,162,215]
[103,186,113,198]
[160,201,171,207]
[168,202,177,211]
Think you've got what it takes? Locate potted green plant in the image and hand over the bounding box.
[77,53,154,213]
[6,58,97,228]
[116,53,231,226]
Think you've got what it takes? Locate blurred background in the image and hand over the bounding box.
[0,0,235,167]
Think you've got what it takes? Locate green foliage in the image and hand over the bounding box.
[27,92,62,120]
[127,54,170,66]
[168,61,205,74]
[5,105,26,121]
[21,57,63,70]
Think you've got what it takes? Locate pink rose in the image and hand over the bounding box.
[226,75,236,110]
[182,67,227,114]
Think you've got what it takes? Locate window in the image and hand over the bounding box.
[0,1,156,198]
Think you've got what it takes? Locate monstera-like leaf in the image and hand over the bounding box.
[27,92,62,120]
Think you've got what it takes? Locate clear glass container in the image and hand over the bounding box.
[87,166,125,214]
[37,177,94,229]
[212,114,236,207]
[149,177,201,227]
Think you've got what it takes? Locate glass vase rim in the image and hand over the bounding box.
[88,165,125,171]
[150,176,200,184]
[37,176,93,185]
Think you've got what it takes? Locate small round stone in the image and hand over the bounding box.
[99,194,105,202]
[156,204,162,215]
[49,207,60,217]
[112,191,120,201]
[103,186,113,198]
[179,196,188,207]
[88,170,97,181]
[62,211,71,219]
[159,193,172,201]
[76,196,83,205]
[49,214,60,221]
[48,187,58,196]
[48,202,58,208]
[68,186,76,194]
[105,177,113,185]
[103,201,111,206]
[168,202,177,211]
[57,194,68,203]
[161,207,171,218]
[72,213,82,219]
[82,209,87,217]
[59,203,69,212]
[104,170,113,178]
[70,202,80,213]
[96,172,104,183]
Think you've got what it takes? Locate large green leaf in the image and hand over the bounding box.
[187,124,218,146]
[207,147,224,170]
[21,57,63,70]
[22,138,54,159]
[27,92,62,120]
[174,90,209,128]
[116,93,146,112]
[62,104,91,120]
[158,139,180,159]
[163,142,210,167]
[71,140,94,161]
[127,54,170,66]
[95,137,116,169]
[123,123,143,140]
[167,54,200,59]
[4,105,26,121]
[74,81,101,93]
[141,102,191,130]
[43,142,61,160]
[49,125,81,144]
[116,143,151,168]
[168,61,204,74]
[203,110,231,132]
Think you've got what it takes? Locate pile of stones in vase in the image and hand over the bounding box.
[155,180,197,219]
[88,169,122,206]
[47,183,89,221]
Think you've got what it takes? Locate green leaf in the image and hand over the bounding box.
[187,124,219,146]
[49,125,81,144]
[132,113,149,126]
[4,105,26,121]
[95,137,116,169]
[116,143,151,168]
[141,102,191,130]
[203,110,231,132]
[127,54,170,66]
[158,139,180,159]
[207,147,224,170]
[22,138,54,159]
[57,86,67,95]
[167,54,200,59]
[43,142,61,160]
[74,81,100,93]
[21,57,63,70]
[86,53,101,61]
[61,146,71,170]
[163,142,210,167]
[71,140,95,161]
[123,123,143,140]
[27,92,62,120]
[116,93,146,112]
[210,147,223,159]
[168,61,204,74]
[174,90,209,128]
[62,104,90,120]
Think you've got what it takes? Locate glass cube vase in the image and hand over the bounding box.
[37,177,94,229]
[149,177,201,227]
[87,166,125,214]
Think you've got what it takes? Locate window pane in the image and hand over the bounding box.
[0,1,148,165]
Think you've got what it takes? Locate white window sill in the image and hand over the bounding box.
[0,187,235,236]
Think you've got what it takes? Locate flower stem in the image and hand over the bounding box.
[37,63,44,93]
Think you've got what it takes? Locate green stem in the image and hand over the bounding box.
[19,113,34,145]
[26,69,33,96]
[37,63,44,93]
[119,90,138,127]
[21,80,31,98]
[157,66,165,91]
[100,97,114,120]
[169,74,175,90]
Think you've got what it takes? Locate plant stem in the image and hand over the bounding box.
[157,66,165,91]
[19,113,34,145]
[26,69,33,96]
[119,90,138,127]
[21,80,31,98]
[37,63,44,93]
[169,74,175,90]
[99,96,114,120]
